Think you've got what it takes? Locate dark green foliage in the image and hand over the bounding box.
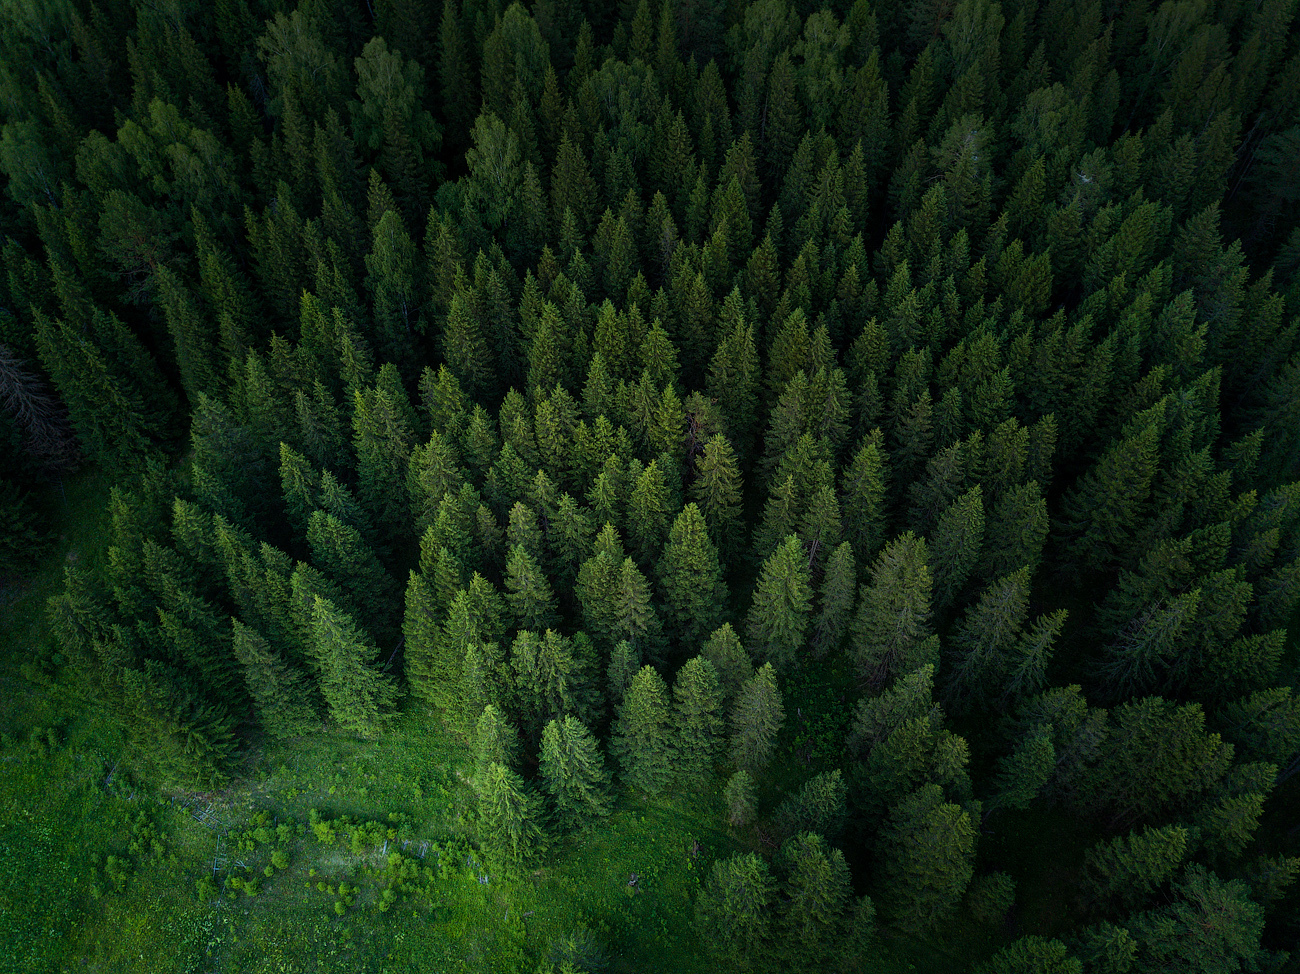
[307,595,398,736]
[0,478,51,577]
[477,761,545,862]
[14,4,1300,959]
[231,619,318,739]
[774,832,861,968]
[1126,866,1268,974]
[658,504,727,647]
[1081,824,1189,912]
[877,783,976,933]
[692,852,774,970]
[746,534,812,672]
[724,769,756,828]
[539,715,613,831]
[851,532,938,687]
[672,656,725,778]
[771,770,848,843]
[975,938,1081,974]
[610,665,673,794]
[730,663,784,773]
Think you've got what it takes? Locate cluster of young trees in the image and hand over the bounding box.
[3,0,1300,968]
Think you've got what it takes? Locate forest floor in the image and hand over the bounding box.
[0,466,1119,973]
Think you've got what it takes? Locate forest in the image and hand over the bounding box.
[0,0,1299,971]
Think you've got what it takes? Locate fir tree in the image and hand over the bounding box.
[539,715,613,830]
[231,619,318,739]
[307,595,397,736]
[611,664,674,794]
[477,761,545,862]
[746,535,813,672]
[730,663,784,773]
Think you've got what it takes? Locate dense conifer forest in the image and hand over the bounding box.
[1,0,1299,970]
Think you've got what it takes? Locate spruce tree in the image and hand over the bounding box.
[672,656,725,778]
[693,853,775,970]
[929,485,984,612]
[702,623,754,709]
[812,541,856,657]
[851,532,939,687]
[611,664,674,794]
[730,663,784,773]
[878,783,976,933]
[1080,824,1189,911]
[477,761,545,862]
[504,543,560,632]
[231,618,318,739]
[776,832,856,968]
[724,769,756,827]
[746,535,813,672]
[658,504,728,648]
[474,704,520,787]
[539,715,613,830]
[307,595,398,736]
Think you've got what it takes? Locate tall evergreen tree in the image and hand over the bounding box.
[730,663,784,773]
[611,664,674,794]
[658,504,728,648]
[746,535,813,672]
[539,715,613,830]
[307,595,397,736]
[231,618,318,739]
[851,532,938,687]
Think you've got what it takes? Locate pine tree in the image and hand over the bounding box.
[1127,866,1267,974]
[693,853,775,969]
[477,761,545,862]
[539,715,613,830]
[851,532,939,687]
[231,619,318,738]
[701,623,754,708]
[307,595,397,736]
[504,544,560,632]
[840,437,888,561]
[746,535,813,672]
[878,783,976,933]
[772,770,849,843]
[611,664,674,794]
[658,504,728,648]
[673,656,725,778]
[730,663,784,773]
[474,704,520,786]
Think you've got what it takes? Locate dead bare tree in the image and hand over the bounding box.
[0,343,79,473]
